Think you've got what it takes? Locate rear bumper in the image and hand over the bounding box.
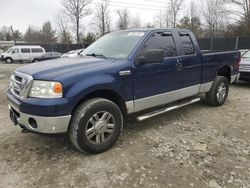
[9,103,71,134]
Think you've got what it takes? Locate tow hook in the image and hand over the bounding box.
[21,129,29,133]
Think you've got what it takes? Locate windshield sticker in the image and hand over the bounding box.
[128,32,145,37]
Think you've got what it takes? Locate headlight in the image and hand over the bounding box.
[29,80,63,98]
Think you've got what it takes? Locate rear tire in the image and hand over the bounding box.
[69,98,123,154]
[206,76,229,106]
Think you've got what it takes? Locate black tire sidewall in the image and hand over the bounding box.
[75,100,122,154]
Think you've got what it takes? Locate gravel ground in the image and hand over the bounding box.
[0,62,250,188]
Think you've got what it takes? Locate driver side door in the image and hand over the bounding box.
[133,31,181,112]
[11,48,21,61]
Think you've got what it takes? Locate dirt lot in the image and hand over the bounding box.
[0,62,249,188]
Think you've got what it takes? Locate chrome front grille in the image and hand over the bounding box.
[10,72,33,98]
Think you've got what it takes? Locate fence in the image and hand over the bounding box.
[197,37,250,51]
[11,37,250,53]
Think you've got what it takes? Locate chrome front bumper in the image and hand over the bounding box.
[9,104,71,134]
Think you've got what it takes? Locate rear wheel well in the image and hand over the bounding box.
[73,90,127,117]
[217,66,231,82]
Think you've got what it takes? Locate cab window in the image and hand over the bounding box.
[179,33,195,55]
[141,32,177,57]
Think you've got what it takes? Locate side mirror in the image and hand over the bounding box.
[136,49,164,66]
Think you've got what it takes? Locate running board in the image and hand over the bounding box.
[137,98,201,121]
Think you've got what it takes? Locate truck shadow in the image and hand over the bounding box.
[233,81,250,88]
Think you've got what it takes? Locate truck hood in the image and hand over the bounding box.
[16,56,117,80]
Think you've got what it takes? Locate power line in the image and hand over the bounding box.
[109,1,167,9]
[143,0,168,4]
[109,3,165,11]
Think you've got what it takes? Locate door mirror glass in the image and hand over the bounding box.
[136,49,164,66]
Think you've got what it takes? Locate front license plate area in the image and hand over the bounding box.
[9,109,18,125]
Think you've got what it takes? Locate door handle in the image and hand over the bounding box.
[176,62,183,71]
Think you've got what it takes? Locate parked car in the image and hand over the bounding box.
[239,49,250,81]
[7,29,240,154]
[61,49,84,58]
[32,52,61,62]
[1,45,45,63]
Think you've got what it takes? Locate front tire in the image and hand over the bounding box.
[206,76,229,106]
[5,57,13,64]
[69,98,123,154]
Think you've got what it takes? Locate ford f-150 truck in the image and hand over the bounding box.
[7,29,240,154]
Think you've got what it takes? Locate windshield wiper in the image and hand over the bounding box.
[86,53,107,59]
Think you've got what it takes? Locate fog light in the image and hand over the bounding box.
[28,118,37,129]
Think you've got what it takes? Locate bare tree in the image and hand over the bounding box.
[62,0,91,43]
[56,12,72,44]
[24,26,43,43]
[116,9,130,30]
[94,0,111,36]
[10,26,22,44]
[130,13,142,29]
[201,0,228,37]
[229,0,250,22]
[168,0,184,28]
[154,9,171,28]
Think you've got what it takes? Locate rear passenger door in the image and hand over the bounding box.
[31,48,44,58]
[20,48,31,60]
[177,32,202,89]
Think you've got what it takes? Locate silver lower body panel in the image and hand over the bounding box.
[9,104,71,134]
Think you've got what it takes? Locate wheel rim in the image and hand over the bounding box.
[6,59,11,63]
[85,111,115,144]
[216,82,227,102]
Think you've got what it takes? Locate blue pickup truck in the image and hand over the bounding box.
[7,29,240,154]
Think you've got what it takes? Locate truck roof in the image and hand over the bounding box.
[12,45,42,48]
[118,28,190,33]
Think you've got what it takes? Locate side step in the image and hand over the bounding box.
[137,98,201,121]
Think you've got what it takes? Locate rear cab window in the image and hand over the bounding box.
[179,33,195,55]
[21,48,31,53]
[141,31,177,58]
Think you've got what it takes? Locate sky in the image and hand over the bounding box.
[0,0,216,33]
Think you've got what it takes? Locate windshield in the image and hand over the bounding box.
[6,47,13,53]
[242,51,250,58]
[81,31,145,59]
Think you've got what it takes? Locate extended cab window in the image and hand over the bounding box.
[21,48,31,53]
[179,34,195,55]
[142,32,177,57]
[31,48,43,53]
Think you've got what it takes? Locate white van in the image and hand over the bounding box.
[1,45,45,63]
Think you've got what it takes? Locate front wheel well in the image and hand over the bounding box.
[73,90,127,117]
[217,66,231,82]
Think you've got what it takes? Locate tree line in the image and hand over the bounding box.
[0,0,249,45]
